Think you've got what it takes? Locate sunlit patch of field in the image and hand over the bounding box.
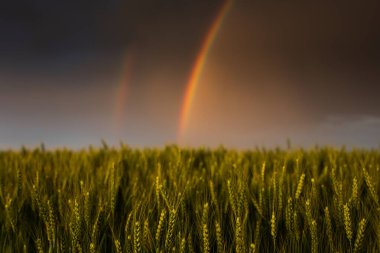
[0,145,379,252]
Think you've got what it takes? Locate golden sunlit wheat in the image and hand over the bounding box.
[0,146,379,252]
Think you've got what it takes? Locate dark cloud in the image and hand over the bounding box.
[0,1,135,57]
[0,0,221,58]
[212,1,380,122]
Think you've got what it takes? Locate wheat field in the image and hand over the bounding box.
[0,145,379,252]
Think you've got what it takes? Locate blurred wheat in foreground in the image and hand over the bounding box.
[0,145,379,252]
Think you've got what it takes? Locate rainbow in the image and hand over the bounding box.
[178,0,234,142]
[114,50,135,133]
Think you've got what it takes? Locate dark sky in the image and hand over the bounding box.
[1,0,380,149]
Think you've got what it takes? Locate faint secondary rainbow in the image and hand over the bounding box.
[114,50,135,133]
[178,0,234,142]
